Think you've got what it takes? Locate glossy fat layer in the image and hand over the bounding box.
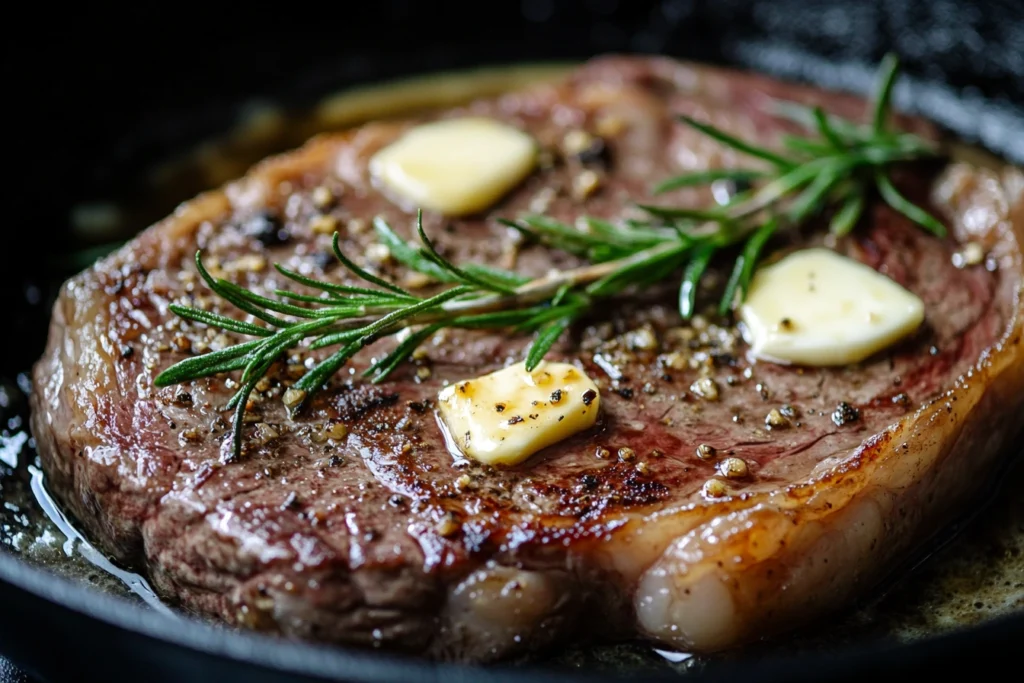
[29,56,1024,660]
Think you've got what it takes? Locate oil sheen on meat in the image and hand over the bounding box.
[30,56,1024,660]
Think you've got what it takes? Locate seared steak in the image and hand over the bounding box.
[30,56,1024,660]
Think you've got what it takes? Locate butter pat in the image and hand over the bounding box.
[739,248,925,366]
[437,361,600,466]
[369,117,537,216]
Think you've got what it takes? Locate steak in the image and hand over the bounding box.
[30,56,1024,660]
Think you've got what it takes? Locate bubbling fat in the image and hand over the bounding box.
[635,497,888,650]
[439,565,570,658]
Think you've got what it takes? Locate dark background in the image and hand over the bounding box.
[7,0,1024,193]
[2,1,1023,680]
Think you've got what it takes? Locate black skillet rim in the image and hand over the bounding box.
[2,546,1024,683]
[3,38,1024,680]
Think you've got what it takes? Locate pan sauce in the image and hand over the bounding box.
[1,64,1021,673]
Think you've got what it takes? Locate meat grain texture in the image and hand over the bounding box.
[30,57,1024,660]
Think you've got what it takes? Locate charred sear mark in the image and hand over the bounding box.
[582,389,597,406]
[531,463,670,518]
[242,210,289,246]
[331,384,400,421]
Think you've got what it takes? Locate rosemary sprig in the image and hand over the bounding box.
[154,53,945,461]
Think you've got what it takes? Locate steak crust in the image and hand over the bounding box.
[30,56,1024,659]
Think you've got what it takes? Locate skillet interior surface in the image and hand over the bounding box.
[2,2,1024,681]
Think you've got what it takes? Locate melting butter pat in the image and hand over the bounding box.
[739,248,925,366]
[437,361,600,466]
[369,117,537,216]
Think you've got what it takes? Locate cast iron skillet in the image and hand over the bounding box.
[3,2,1024,681]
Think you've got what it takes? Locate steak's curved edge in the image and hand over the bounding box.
[636,163,1024,650]
[29,189,236,568]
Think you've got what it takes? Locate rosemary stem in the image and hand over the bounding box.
[457,241,679,307]
[419,239,684,321]
[282,241,688,341]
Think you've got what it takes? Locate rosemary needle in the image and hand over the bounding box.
[155,53,945,461]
